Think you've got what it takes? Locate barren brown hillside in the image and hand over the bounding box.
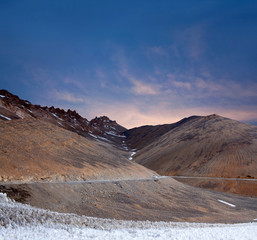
[124,116,200,150]
[0,118,154,182]
[134,115,257,179]
[1,177,257,223]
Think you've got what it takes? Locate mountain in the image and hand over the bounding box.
[1,90,257,224]
[0,89,127,148]
[123,116,200,150]
[1,89,257,196]
[133,114,257,179]
[0,89,154,182]
[128,114,257,196]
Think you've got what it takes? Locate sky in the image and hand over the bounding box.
[0,0,257,128]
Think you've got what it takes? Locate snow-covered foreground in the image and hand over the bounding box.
[1,193,257,240]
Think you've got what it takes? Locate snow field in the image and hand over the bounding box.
[1,222,257,240]
[1,193,257,240]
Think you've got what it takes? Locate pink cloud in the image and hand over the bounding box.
[131,80,161,96]
[51,90,85,103]
[80,99,257,129]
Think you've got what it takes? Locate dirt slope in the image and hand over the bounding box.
[134,115,257,179]
[0,118,154,182]
[1,178,257,223]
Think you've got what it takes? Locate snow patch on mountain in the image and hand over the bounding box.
[217,199,236,207]
[0,114,11,120]
[129,151,137,160]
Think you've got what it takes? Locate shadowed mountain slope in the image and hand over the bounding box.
[134,115,257,179]
[124,116,200,150]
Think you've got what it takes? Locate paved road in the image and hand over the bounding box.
[171,175,257,182]
[1,175,256,186]
[0,176,170,185]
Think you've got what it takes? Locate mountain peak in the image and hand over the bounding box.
[0,90,127,148]
[89,115,126,133]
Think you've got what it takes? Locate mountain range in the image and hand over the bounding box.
[0,89,257,223]
[1,89,257,195]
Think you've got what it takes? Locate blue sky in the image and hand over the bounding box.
[1,0,257,128]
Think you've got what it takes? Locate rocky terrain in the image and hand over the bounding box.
[0,118,154,182]
[128,114,257,196]
[0,89,154,182]
[133,114,257,178]
[0,89,127,148]
[124,116,200,150]
[1,177,257,223]
[0,89,257,223]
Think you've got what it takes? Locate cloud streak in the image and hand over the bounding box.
[167,71,257,99]
[131,79,161,96]
[118,62,162,96]
[78,98,257,129]
[51,90,85,104]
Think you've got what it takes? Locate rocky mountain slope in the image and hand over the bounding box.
[124,116,200,150]
[1,89,257,196]
[0,89,155,182]
[0,89,127,148]
[1,89,257,225]
[133,114,257,179]
[130,114,257,195]
[0,118,155,182]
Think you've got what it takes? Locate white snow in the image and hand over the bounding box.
[2,223,257,240]
[57,122,64,127]
[28,109,33,113]
[0,193,257,240]
[88,133,112,143]
[106,131,126,138]
[88,133,98,138]
[217,199,236,207]
[0,114,11,120]
[97,135,112,142]
[131,152,136,157]
[0,95,5,98]
[50,112,63,121]
[129,151,136,160]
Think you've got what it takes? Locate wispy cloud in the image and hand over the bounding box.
[167,74,192,90]
[51,90,85,104]
[167,70,257,99]
[78,97,257,129]
[118,62,162,96]
[131,79,161,96]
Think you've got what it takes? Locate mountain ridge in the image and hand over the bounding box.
[0,89,127,147]
[1,89,257,196]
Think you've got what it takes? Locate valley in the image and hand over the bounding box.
[0,89,257,226]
